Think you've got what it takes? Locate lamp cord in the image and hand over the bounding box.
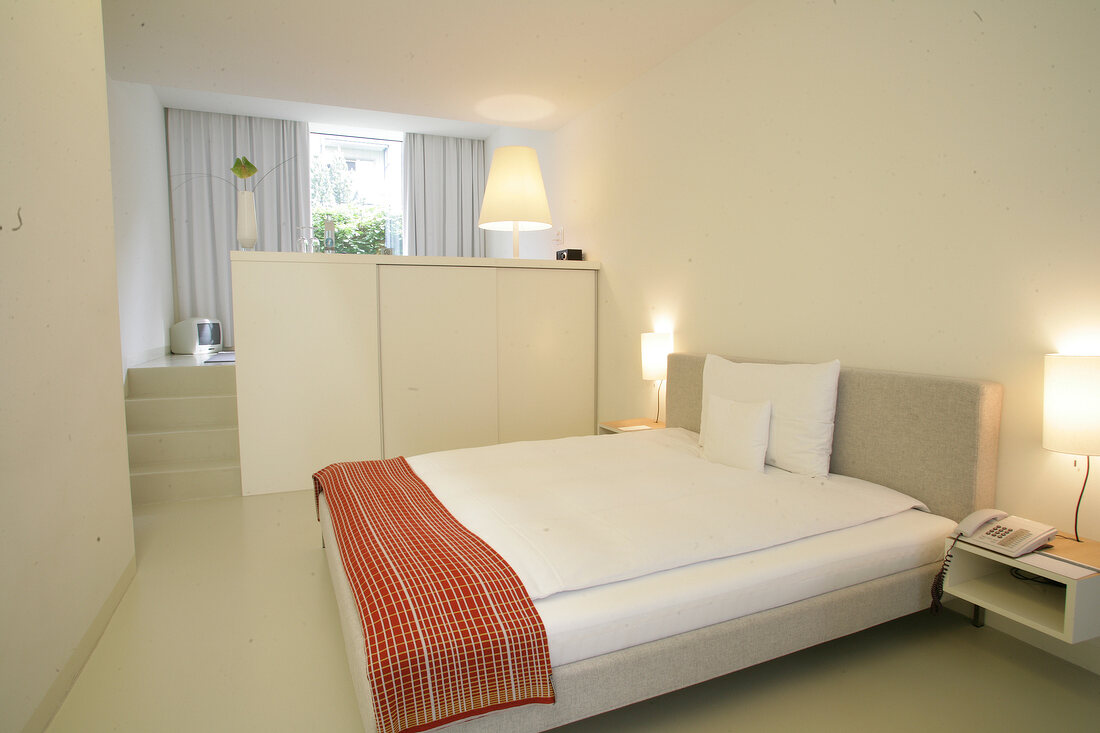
[655,379,664,423]
[1074,455,1090,542]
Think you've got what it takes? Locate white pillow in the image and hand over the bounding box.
[700,355,840,477]
[701,396,771,472]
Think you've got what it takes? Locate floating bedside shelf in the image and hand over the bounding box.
[944,536,1100,644]
[598,418,666,435]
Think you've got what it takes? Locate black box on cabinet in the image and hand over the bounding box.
[556,249,583,261]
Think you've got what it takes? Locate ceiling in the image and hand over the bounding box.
[101,0,746,131]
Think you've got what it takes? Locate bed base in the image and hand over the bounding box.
[322,493,934,732]
[448,563,937,732]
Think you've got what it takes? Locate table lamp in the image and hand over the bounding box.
[641,332,674,422]
[478,146,552,258]
[1043,354,1100,541]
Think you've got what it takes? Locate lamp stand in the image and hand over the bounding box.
[512,222,520,258]
[655,379,665,423]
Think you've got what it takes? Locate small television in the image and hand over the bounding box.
[170,317,223,355]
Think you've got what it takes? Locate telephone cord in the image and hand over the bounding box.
[929,534,959,614]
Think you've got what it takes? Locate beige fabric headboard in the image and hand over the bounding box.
[665,354,1003,521]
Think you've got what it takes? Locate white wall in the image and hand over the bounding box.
[0,1,136,731]
[108,78,175,370]
[555,0,1100,665]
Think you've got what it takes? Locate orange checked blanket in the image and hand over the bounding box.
[314,458,554,733]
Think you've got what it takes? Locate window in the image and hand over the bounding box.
[309,132,403,254]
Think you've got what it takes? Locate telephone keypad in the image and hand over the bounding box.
[983,524,1014,539]
[981,524,1033,548]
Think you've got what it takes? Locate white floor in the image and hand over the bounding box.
[46,491,1100,733]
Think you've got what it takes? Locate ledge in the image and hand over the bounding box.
[230,251,600,270]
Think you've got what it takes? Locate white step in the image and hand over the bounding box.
[124,363,242,503]
[126,364,237,398]
[128,427,240,466]
[129,460,242,505]
[125,395,238,432]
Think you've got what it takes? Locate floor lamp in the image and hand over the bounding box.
[478,146,552,258]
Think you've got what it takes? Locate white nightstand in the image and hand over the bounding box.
[597,418,666,435]
[943,535,1100,643]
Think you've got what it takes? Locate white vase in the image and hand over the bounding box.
[237,190,258,249]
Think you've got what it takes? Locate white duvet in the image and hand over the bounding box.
[408,428,928,600]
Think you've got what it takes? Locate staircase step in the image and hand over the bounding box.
[123,363,243,504]
[126,364,237,398]
[127,427,239,465]
[125,395,238,432]
[130,460,242,504]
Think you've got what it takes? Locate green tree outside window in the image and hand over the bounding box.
[310,144,402,254]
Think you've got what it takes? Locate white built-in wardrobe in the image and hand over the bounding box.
[230,252,598,495]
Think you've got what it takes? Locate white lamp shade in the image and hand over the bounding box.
[1043,354,1100,456]
[478,146,552,232]
[237,190,258,249]
[641,332,674,381]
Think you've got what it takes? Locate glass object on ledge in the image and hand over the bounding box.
[296,225,319,253]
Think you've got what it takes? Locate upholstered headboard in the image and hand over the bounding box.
[665,354,1003,521]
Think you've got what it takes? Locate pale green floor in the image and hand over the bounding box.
[47,491,1100,733]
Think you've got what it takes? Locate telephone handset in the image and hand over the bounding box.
[953,508,1057,557]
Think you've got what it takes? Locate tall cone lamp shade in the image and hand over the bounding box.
[478,146,552,258]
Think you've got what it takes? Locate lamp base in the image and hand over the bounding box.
[512,222,519,258]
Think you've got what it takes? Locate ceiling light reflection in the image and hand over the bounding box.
[475,94,557,124]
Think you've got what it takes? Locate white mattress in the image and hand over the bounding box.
[533,508,953,665]
[319,493,951,731]
[407,429,932,600]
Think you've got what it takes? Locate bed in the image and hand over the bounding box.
[316,353,1003,733]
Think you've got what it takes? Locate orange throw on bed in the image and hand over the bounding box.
[314,458,554,733]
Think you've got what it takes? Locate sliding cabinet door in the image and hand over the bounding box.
[378,265,498,457]
[497,268,597,442]
[233,259,381,494]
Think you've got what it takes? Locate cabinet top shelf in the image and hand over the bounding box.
[231,251,600,270]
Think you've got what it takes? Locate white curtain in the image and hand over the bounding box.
[403,133,485,257]
[166,109,309,346]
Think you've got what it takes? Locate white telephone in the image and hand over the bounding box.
[953,508,1057,557]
